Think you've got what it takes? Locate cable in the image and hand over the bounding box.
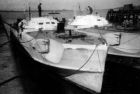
[112,34,140,51]
[97,49,103,71]
[0,75,22,87]
[20,38,34,43]
[64,44,102,76]
[114,46,140,51]
[97,29,107,45]
[66,44,104,76]
[76,44,98,71]
[121,34,140,45]
[0,41,10,47]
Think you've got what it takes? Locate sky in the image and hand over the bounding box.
[0,0,140,11]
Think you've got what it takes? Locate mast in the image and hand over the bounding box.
[78,2,81,14]
[29,5,31,20]
[23,0,26,19]
[73,4,77,17]
[92,0,96,14]
[73,0,82,17]
[25,0,31,20]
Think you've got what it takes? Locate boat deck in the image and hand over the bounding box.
[18,30,108,72]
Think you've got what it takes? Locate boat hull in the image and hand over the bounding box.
[9,26,108,93]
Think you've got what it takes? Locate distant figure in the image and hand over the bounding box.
[38,3,42,17]
[95,12,99,16]
[14,18,22,30]
[87,6,93,14]
[56,18,66,33]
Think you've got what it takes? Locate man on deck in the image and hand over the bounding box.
[87,6,93,14]
[38,3,42,17]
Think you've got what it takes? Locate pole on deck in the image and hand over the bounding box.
[29,6,31,20]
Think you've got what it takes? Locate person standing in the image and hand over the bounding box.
[87,6,93,14]
[38,3,42,17]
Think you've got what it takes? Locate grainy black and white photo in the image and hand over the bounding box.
[0,0,140,94]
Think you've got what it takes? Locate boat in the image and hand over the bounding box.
[8,16,109,93]
[66,14,111,29]
[9,12,140,93]
[65,3,112,30]
[65,7,140,58]
[70,28,140,58]
[19,17,59,31]
[48,10,60,14]
[48,12,60,14]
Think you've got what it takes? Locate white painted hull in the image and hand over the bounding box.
[9,23,108,93]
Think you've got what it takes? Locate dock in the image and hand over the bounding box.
[0,25,25,94]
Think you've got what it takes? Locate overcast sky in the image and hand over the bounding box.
[0,0,140,11]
